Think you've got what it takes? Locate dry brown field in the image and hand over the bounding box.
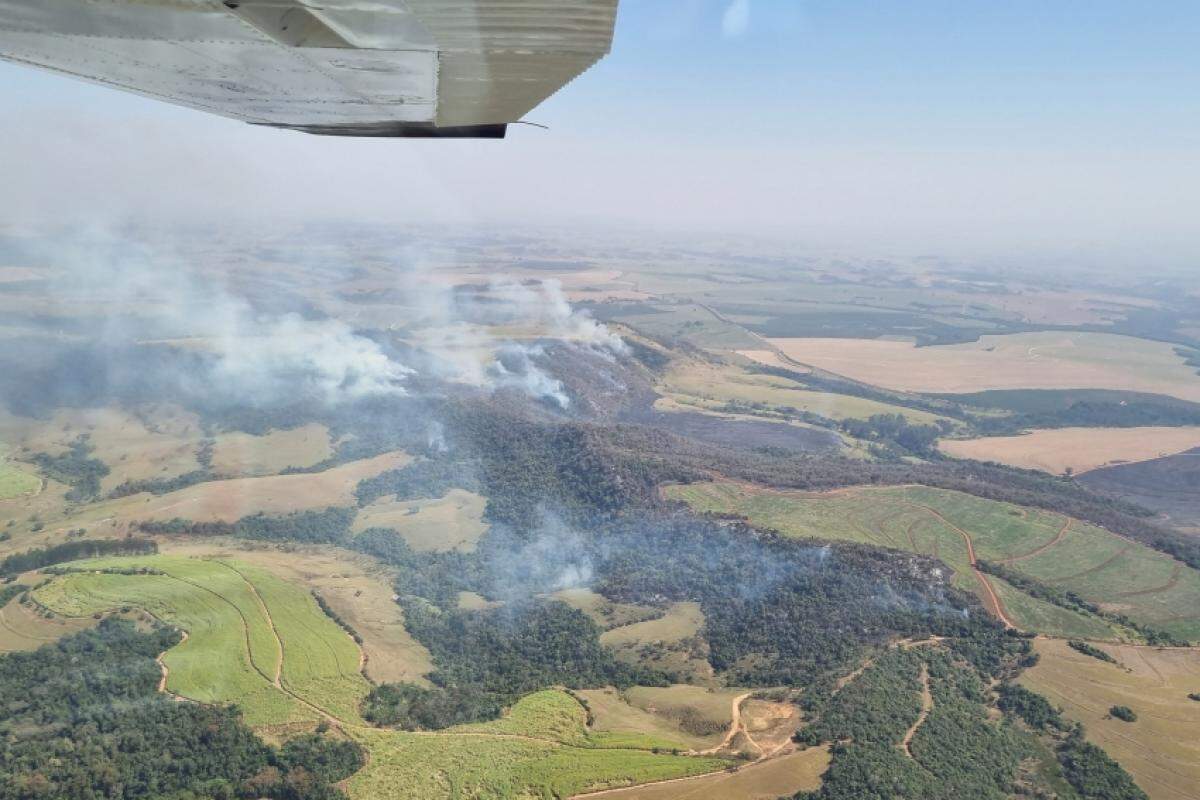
[939,427,1200,475]
[1020,639,1200,800]
[569,745,829,799]
[351,489,487,552]
[551,588,663,631]
[15,406,204,494]
[55,451,410,529]
[0,594,96,652]
[210,423,332,477]
[601,602,713,683]
[768,332,1200,402]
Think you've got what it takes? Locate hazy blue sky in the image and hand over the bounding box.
[1,1,1197,264]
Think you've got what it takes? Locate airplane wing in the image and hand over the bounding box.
[0,0,619,137]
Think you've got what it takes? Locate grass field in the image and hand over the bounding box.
[27,549,735,798]
[210,423,332,477]
[347,728,727,800]
[552,588,663,631]
[352,488,488,552]
[939,426,1200,475]
[0,441,39,500]
[32,554,371,726]
[615,685,748,748]
[345,689,732,800]
[577,688,712,751]
[165,540,436,686]
[768,332,1200,403]
[1020,639,1200,800]
[659,358,947,425]
[667,482,1200,641]
[988,576,1118,640]
[600,602,713,682]
[605,303,762,350]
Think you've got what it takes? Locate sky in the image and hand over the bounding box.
[1,0,1198,266]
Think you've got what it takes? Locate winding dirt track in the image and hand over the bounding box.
[697,692,754,755]
[900,663,933,758]
[896,500,1016,628]
[156,630,189,697]
[1001,517,1072,564]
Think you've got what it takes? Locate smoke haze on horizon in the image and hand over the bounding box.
[0,1,1198,267]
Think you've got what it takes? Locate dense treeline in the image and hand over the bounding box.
[796,645,1151,800]
[312,591,363,645]
[355,458,481,507]
[0,620,361,800]
[796,649,924,747]
[605,420,1200,571]
[838,413,945,458]
[435,401,700,528]
[997,683,1067,731]
[140,508,355,545]
[108,469,212,499]
[0,538,157,577]
[795,650,1028,800]
[1068,640,1119,665]
[362,683,503,730]
[977,560,1185,645]
[977,399,1200,433]
[908,655,1027,798]
[1058,727,1148,800]
[29,436,108,502]
[367,599,660,729]
[232,508,357,543]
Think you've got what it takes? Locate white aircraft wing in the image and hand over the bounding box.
[0,0,619,137]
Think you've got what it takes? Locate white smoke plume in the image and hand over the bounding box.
[36,231,412,407]
[208,310,411,405]
[488,279,629,355]
[394,263,627,407]
[490,345,570,409]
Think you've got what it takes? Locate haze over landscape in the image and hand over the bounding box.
[3,1,1199,265]
[0,2,1198,800]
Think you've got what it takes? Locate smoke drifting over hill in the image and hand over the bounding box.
[0,231,628,416]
